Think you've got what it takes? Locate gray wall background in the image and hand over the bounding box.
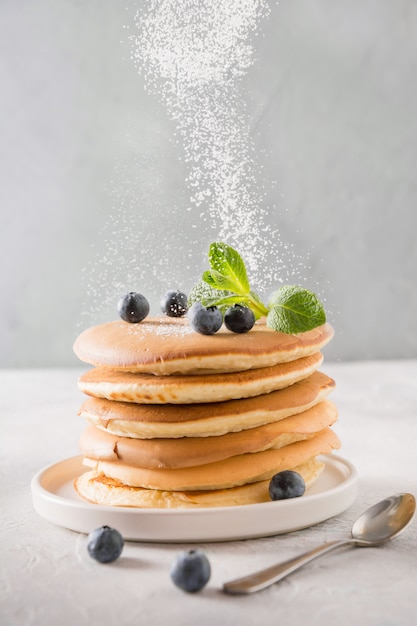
[1,0,416,367]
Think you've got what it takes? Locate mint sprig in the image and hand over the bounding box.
[190,242,326,334]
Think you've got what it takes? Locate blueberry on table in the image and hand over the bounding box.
[160,290,188,317]
[224,304,255,333]
[187,302,222,335]
[87,526,124,563]
[117,292,150,323]
[269,470,306,501]
[170,549,211,592]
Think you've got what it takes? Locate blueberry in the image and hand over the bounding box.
[117,292,149,323]
[269,470,306,501]
[160,290,188,317]
[170,549,211,593]
[87,526,124,563]
[187,302,222,335]
[224,304,255,333]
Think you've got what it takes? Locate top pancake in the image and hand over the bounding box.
[73,317,334,375]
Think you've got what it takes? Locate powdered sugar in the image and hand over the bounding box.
[81,1,312,326]
[125,318,195,339]
[130,0,283,285]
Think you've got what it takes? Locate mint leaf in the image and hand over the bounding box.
[249,291,267,318]
[207,242,250,295]
[188,280,235,314]
[267,286,326,333]
[199,243,268,318]
[202,269,248,293]
[203,295,250,308]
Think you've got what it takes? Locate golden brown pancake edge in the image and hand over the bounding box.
[78,400,338,469]
[77,352,324,404]
[74,457,325,508]
[79,370,335,424]
[82,427,340,491]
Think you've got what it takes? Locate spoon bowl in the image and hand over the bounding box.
[223,492,416,594]
[351,493,416,544]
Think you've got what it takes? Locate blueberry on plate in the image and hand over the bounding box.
[269,470,306,501]
[117,292,150,323]
[160,290,188,317]
[187,302,222,335]
[224,304,255,333]
[87,525,124,563]
[170,549,211,593]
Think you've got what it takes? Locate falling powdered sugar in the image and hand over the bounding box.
[130,0,308,293]
[80,1,312,327]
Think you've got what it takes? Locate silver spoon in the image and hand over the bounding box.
[223,492,416,595]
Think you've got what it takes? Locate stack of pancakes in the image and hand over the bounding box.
[73,317,340,508]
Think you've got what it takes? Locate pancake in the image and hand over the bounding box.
[73,317,334,375]
[78,352,323,405]
[79,370,335,438]
[79,400,338,469]
[81,427,340,491]
[74,457,325,509]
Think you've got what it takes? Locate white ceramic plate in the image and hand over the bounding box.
[31,455,357,543]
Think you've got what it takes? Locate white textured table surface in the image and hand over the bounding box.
[1,361,417,626]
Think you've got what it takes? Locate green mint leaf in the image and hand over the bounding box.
[207,242,250,295]
[249,291,269,318]
[188,280,234,314]
[202,269,248,293]
[203,294,250,308]
[199,244,269,318]
[267,286,326,333]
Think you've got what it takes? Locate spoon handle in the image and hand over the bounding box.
[223,538,356,594]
